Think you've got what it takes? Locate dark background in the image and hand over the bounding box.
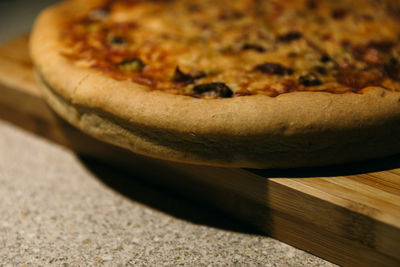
[0,0,59,43]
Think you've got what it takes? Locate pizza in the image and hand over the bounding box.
[30,0,400,168]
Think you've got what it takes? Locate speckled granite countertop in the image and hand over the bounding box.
[0,121,335,266]
[0,0,335,265]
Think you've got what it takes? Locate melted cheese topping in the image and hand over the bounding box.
[62,0,400,98]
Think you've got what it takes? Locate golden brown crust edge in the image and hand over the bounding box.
[30,0,400,168]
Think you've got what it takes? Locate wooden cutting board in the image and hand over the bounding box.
[1,36,400,266]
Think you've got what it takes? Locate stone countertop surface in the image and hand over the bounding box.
[0,0,335,265]
[0,122,335,266]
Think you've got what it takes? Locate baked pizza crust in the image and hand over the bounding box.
[30,0,400,168]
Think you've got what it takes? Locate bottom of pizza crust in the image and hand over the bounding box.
[37,71,400,169]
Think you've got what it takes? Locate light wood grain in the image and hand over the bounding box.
[1,35,400,266]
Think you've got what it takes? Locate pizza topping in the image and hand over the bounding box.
[367,41,395,51]
[61,0,400,98]
[254,63,294,75]
[331,8,348,20]
[277,31,303,43]
[117,58,145,73]
[172,67,206,85]
[298,74,323,86]
[110,36,126,45]
[389,57,398,66]
[354,41,395,65]
[193,83,233,98]
[336,67,383,90]
[242,43,266,53]
[384,59,400,81]
[341,39,351,48]
[314,66,327,75]
[320,54,332,63]
[306,0,318,10]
